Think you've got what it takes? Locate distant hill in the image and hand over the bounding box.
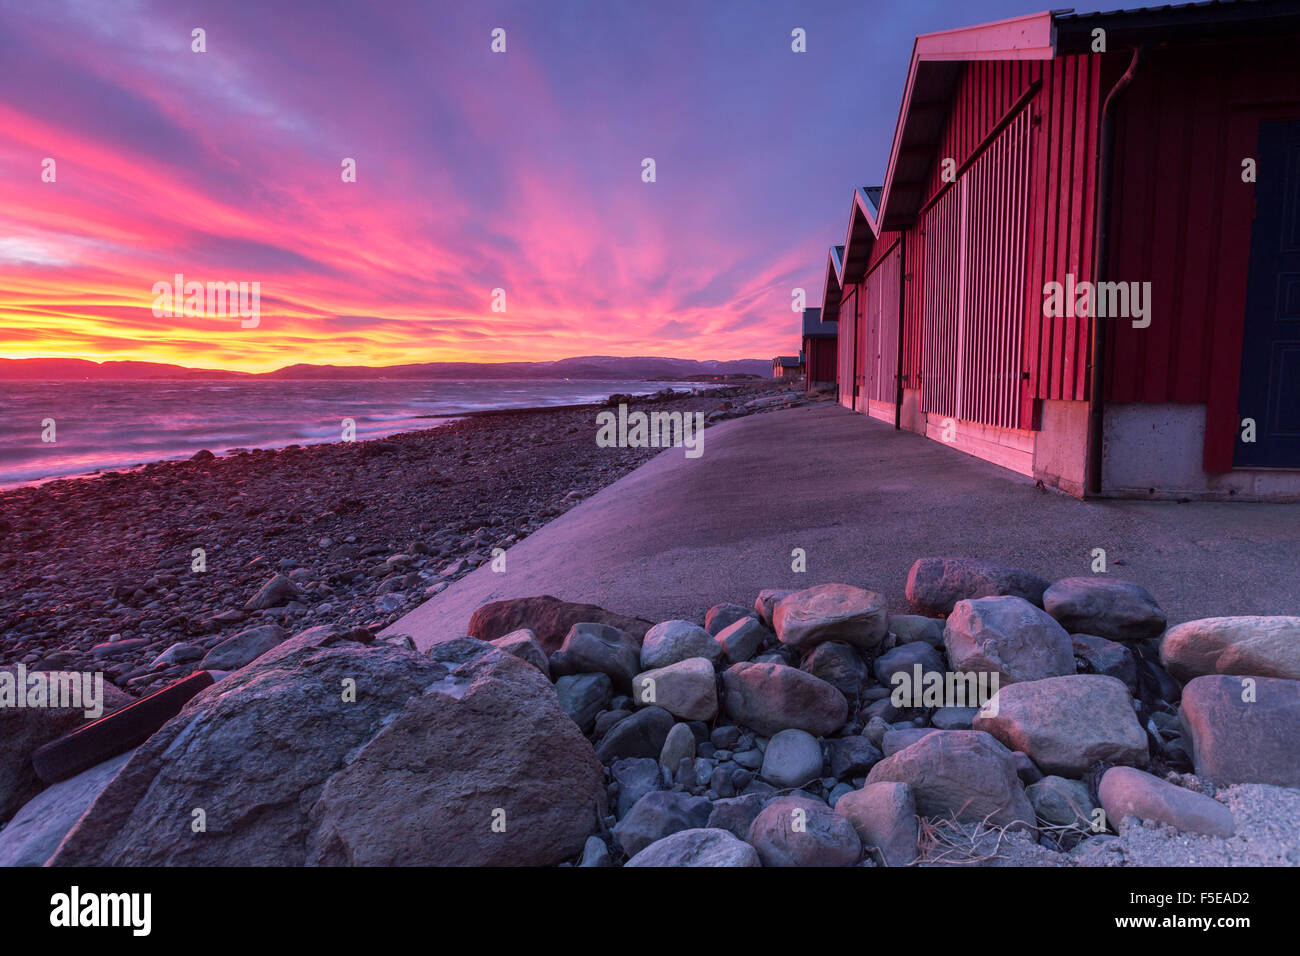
[0,356,773,381]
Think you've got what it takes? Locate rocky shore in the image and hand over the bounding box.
[3,555,1297,866]
[0,379,814,699]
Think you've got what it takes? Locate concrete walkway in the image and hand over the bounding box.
[385,402,1300,650]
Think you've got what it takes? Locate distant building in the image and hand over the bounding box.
[801,307,837,391]
[772,354,803,379]
[819,1,1300,500]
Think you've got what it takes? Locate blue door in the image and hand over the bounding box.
[1237,119,1300,467]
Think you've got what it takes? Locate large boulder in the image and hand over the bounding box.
[467,595,652,655]
[943,596,1075,685]
[550,622,641,690]
[705,604,752,636]
[755,589,795,628]
[906,558,1048,615]
[0,668,131,823]
[1098,766,1234,837]
[722,662,848,737]
[865,730,1035,830]
[972,675,1148,776]
[632,658,718,721]
[49,630,605,866]
[715,617,769,664]
[1042,578,1166,643]
[833,782,918,867]
[639,620,723,669]
[200,623,287,671]
[243,573,301,611]
[873,641,946,689]
[1178,675,1300,787]
[0,750,133,867]
[625,828,760,867]
[746,795,862,867]
[1160,616,1300,682]
[773,584,888,652]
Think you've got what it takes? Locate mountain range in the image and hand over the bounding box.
[0,356,772,381]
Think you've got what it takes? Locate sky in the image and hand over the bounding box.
[0,0,1113,373]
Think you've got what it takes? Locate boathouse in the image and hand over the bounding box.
[819,1,1300,500]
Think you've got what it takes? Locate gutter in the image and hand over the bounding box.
[1086,44,1143,497]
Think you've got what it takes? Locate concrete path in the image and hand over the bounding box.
[385,402,1300,650]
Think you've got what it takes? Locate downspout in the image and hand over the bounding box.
[895,241,906,429]
[1087,44,1143,496]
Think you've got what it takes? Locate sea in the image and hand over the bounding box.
[0,379,708,489]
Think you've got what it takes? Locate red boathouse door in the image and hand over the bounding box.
[1237,118,1300,467]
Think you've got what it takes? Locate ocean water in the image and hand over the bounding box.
[0,379,704,488]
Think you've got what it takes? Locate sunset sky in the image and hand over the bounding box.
[0,0,1109,373]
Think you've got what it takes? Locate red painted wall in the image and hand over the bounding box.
[803,336,837,387]
[1104,36,1300,471]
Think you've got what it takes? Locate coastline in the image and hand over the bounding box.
[0,379,812,696]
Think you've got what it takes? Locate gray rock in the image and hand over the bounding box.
[243,573,302,611]
[612,790,712,857]
[611,757,662,817]
[826,735,883,778]
[710,725,741,750]
[706,793,766,838]
[865,730,1035,830]
[834,782,918,867]
[873,641,946,690]
[973,674,1148,776]
[1026,775,1096,828]
[593,709,631,738]
[890,615,946,647]
[715,616,768,664]
[50,631,605,866]
[1160,616,1300,682]
[881,728,939,756]
[906,558,1048,615]
[578,835,612,867]
[555,672,613,733]
[1071,633,1138,692]
[488,628,550,677]
[755,589,795,628]
[0,751,133,867]
[595,706,676,763]
[625,827,760,867]
[550,622,642,690]
[660,723,696,770]
[931,706,978,730]
[722,662,848,737]
[632,658,717,721]
[151,643,204,669]
[746,795,862,867]
[773,583,889,652]
[1178,675,1300,787]
[1043,577,1166,643]
[705,603,752,636]
[760,729,824,788]
[640,620,723,669]
[943,596,1076,685]
[1098,766,1234,837]
[801,641,870,697]
[200,623,287,671]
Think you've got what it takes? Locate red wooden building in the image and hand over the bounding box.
[801,307,837,390]
[820,1,1300,499]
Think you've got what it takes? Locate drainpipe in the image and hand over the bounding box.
[895,241,906,429]
[1087,44,1143,496]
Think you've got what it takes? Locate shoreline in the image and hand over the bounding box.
[0,379,813,696]
[0,383,725,493]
